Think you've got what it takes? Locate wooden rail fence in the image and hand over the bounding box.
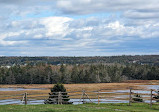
[0,88,159,107]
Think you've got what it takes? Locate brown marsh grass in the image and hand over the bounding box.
[0,80,159,91]
[0,80,158,100]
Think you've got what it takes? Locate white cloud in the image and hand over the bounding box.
[0,0,159,55]
[0,31,26,46]
[34,34,43,39]
[1,15,159,49]
[40,17,73,39]
[107,21,124,29]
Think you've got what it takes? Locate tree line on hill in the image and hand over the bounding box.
[1,55,159,66]
[0,63,159,84]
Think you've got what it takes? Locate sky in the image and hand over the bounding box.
[0,0,159,56]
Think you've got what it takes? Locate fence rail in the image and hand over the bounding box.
[0,88,159,107]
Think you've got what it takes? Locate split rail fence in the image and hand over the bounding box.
[0,88,159,107]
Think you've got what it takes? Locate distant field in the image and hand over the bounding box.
[1,80,158,89]
[0,80,159,96]
[0,103,159,112]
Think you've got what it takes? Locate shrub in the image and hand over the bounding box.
[132,94,143,102]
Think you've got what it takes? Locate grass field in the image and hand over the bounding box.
[0,103,159,112]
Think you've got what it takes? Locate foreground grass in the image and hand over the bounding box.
[0,103,159,112]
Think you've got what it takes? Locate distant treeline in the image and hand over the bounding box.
[0,63,159,84]
[1,55,159,66]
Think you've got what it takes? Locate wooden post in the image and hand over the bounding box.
[58,91,60,104]
[58,91,62,105]
[79,90,84,104]
[24,92,27,105]
[98,90,100,105]
[83,90,85,104]
[85,92,93,103]
[150,89,153,108]
[129,88,132,106]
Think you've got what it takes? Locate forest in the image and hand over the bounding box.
[0,63,159,84]
[1,55,159,66]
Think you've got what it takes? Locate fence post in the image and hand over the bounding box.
[129,88,132,106]
[82,90,85,104]
[58,91,62,105]
[24,92,27,105]
[58,91,59,104]
[150,89,153,108]
[98,90,100,105]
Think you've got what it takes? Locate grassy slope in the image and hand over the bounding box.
[0,103,159,112]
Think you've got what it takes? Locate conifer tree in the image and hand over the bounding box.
[45,83,70,104]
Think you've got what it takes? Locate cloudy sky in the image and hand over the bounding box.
[0,0,159,56]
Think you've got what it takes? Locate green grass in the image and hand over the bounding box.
[0,103,159,112]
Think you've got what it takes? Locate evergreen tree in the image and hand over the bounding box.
[45,84,71,104]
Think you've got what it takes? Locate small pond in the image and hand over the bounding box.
[139,85,159,90]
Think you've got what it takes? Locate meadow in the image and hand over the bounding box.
[0,103,159,112]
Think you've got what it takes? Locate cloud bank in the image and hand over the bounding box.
[0,0,159,56]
